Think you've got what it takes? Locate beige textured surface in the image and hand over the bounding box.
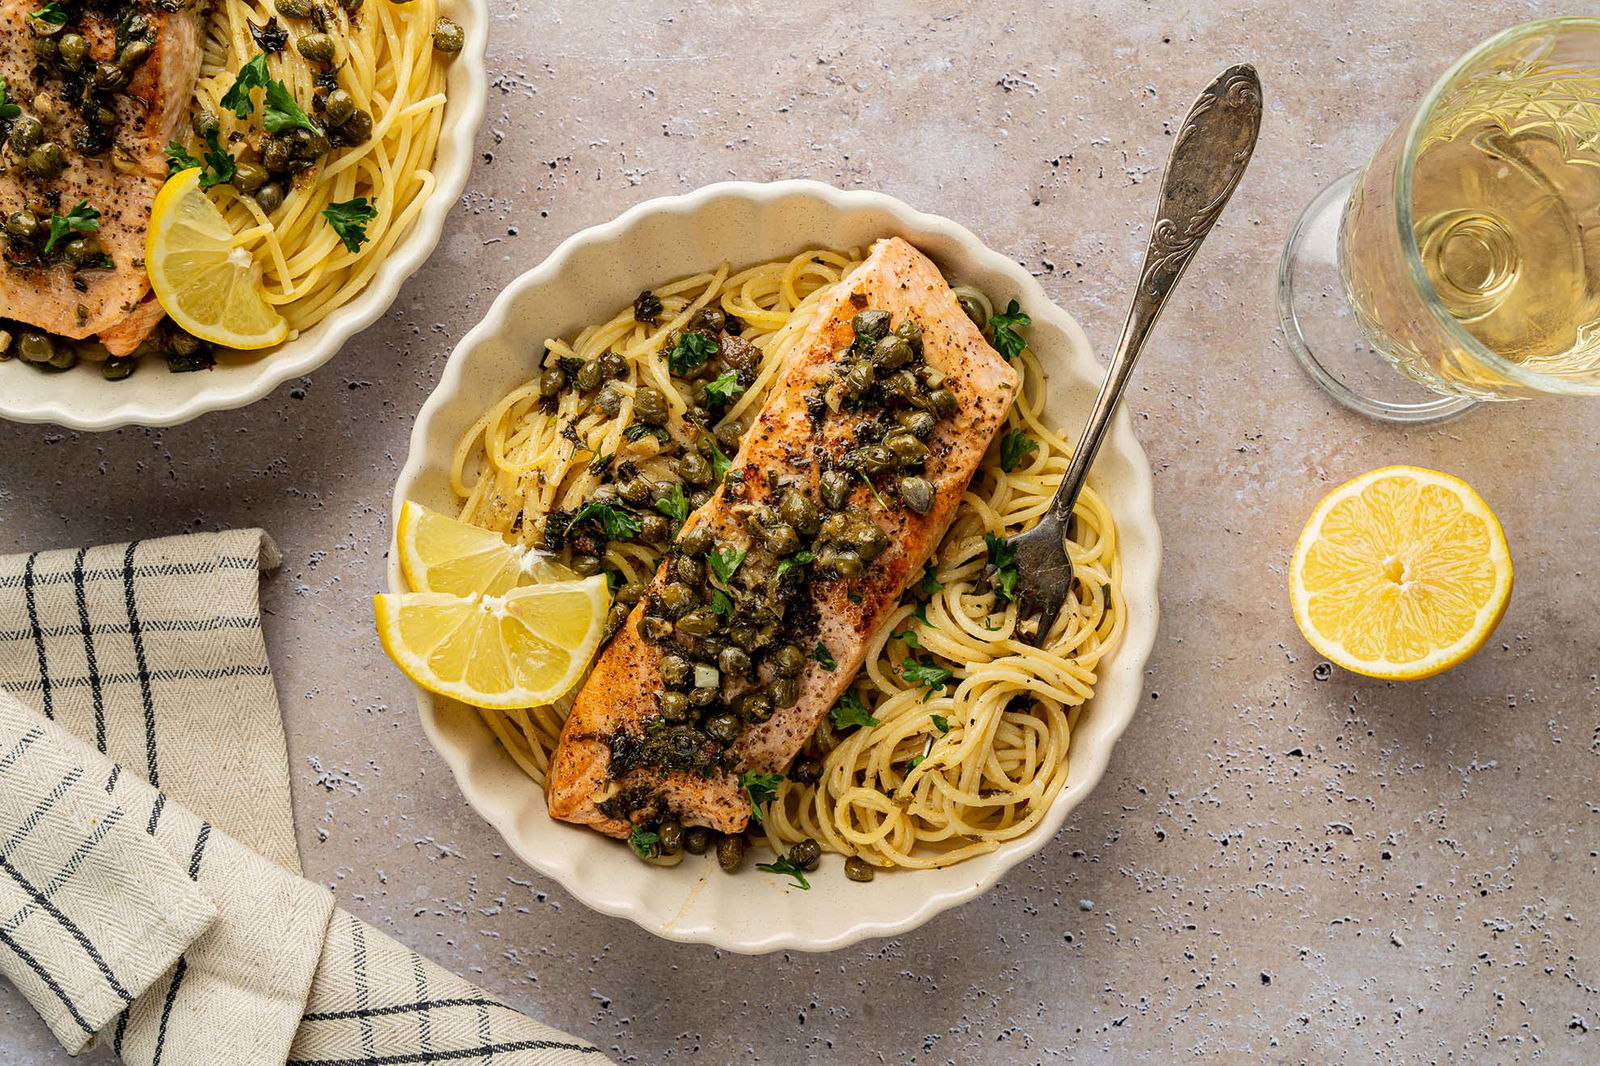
[3,1,1598,1062]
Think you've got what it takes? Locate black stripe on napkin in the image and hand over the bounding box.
[286,1041,610,1066]
[0,854,132,1003]
[22,555,53,721]
[122,541,161,788]
[0,926,95,1036]
[70,549,108,754]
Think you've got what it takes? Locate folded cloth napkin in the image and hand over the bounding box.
[0,531,610,1066]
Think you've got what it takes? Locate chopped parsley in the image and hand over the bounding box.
[756,855,811,890]
[0,80,20,121]
[667,332,717,375]
[830,692,879,730]
[569,501,641,542]
[707,547,745,585]
[703,368,742,405]
[627,825,659,859]
[847,591,864,604]
[918,563,944,599]
[738,770,783,821]
[984,532,1020,602]
[709,588,733,616]
[908,754,926,771]
[774,550,814,579]
[323,197,378,254]
[220,54,271,118]
[892,625,921,649]
[166,129,238,189]
[654,482,689,525]
[28,1,69,24]
[220,54,319,135]
[811,642,836,671]
[603,569,622,595]
[624,422,669,443]
[44,201,99,255]
[931,714,951,734]
[989,299,1031,362]
[900,656,954,692]
[702,435,731,480]
[263,78,319,134]
[999,429,1038,473]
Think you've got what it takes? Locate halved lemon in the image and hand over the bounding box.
[146,167,289,350]
[396,500,574,596]
[1289,466,1512,680]
[375,577,609,708]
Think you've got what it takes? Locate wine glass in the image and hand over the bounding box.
[1279,17,1600,422]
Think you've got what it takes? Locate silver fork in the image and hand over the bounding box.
[1008,64,1263,644]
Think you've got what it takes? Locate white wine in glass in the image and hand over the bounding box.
[1281,17,1600,421]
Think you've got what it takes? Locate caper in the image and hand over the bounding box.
[659,653,692,686]
[596,383,622,417]
[70,123,113,155]
[536,367,564,398]
[738,693,773,722]
[684,826,712,855]
[292,126,330,159]
[62,236,101,266]
[853,524,890,562]
[119,40,152,70]
[597,350,626,380]
[858,444,895,474]
[276,0,313,16]
[677,523,713,557]
[770,644,805,677]
[241,181,281,216]
[789,838,822,871]
[956,292,988,329]
[5,210,39,242]
[832,550,863,578]
[727,624,758,651]
[633,385,667,425]
[640,514,670,545]
[93,62,128,91]
[718,646,751,677]
[898,410,937,439]
[843,361,875,396]
[58,33,89,70]
[639,616,673,641]
[170,330,204,357]
[721,337,759,371]
[25,143,65,179]
[885,431,929,465]
[705,713,742,744]
[899,476,935,516]
[659,582,695,617]
[45,343,77,371]
[759,523,795,556]
[715,834,746,872]
[658,821,684,855]
[262,135,294,172]
[659,692,690,720]
[688,488,712,510]
[852,309,891,340]
[927,388,958,417]
[33,36,58,62]
[820,469,851,510]
[16,332,54,365]
[604,604,629,635]
[894,318,924,353]
[676,609,718,638]
[617,476,651,505]
[297,31,336,62]
[789,757,822,785]
[874,334,913,370]
[767,677,800,708]
[92,106,117,129]
[335,108,373,147]
[677,452,711,486]
[845,856,875,882]
[232,161,268,193]
[575,359,602,392]
[777,490,819,536]
[569,553,602,576]
[9,116,43,155]
[337,0,363,12]
[101,358,136,381]
[714,419,744,449]
[689,682,718,707]
[616,581,645,605]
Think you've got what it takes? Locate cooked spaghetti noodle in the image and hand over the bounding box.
[451,247,1122,871]
[192,0,449,331]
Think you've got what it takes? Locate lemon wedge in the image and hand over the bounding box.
[146,167,289,350]
[397,500,574,596]
[375,578,610,708]
[1289,466,1512,680]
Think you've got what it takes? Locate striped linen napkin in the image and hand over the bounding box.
[0,531,610,1066]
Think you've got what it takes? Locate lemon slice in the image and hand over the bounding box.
[1289,466,1512,680]
[146,167,289,350]
[396,500,574,596]
[375,577,610,708]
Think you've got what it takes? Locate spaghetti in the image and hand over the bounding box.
[451,247,1122,871]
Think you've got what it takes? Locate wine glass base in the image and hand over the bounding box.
[1278,169,1477,423]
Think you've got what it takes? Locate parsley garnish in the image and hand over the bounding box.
[999,429,1038,473]
[28,1,68,24]
[165,142,203,173]
[0,80,20,121]
[220,54,270,118]
[603,569,622,595]
[569,501,641,541]
[702,435,731,481]
[847,591,864,604]
[167,129,238,189]
[830,692,879,730]
[931,714,951,734]
[708,547,745,585]
[774,550,814,580]
[739,770,783,821]
[908,754,926,771]
[892,626,921,649]
[44,201,99,255]
[984,532,1019,602]
[811,642,836,671]
[756,855,811,890]
[263,78,318,134]
[989,299,1031,362]
[324,197,378,254]
[624,423,669,443]
[918,563,944,599]
[667,332,717,375]
[220,54,319,135]
[709,588,733,616]
[900,656,954,691]
[703,368,742,405]
[628,825,659,859]
[654,483,689,525]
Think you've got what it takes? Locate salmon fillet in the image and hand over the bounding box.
[0,0,203,348]
[546,237,1021,838]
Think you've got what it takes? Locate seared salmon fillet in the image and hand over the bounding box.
[546,237,1021,838]
[0,0,203,350]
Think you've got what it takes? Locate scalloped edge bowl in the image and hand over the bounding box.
[391,180,1161,953]
[0,0,487,431]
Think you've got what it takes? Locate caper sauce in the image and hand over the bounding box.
[582,303,956,883]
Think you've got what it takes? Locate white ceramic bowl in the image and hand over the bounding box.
[0,0,487,431]
[391,180,1162,953]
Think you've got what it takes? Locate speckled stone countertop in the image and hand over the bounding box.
[4,2,1598,1063]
